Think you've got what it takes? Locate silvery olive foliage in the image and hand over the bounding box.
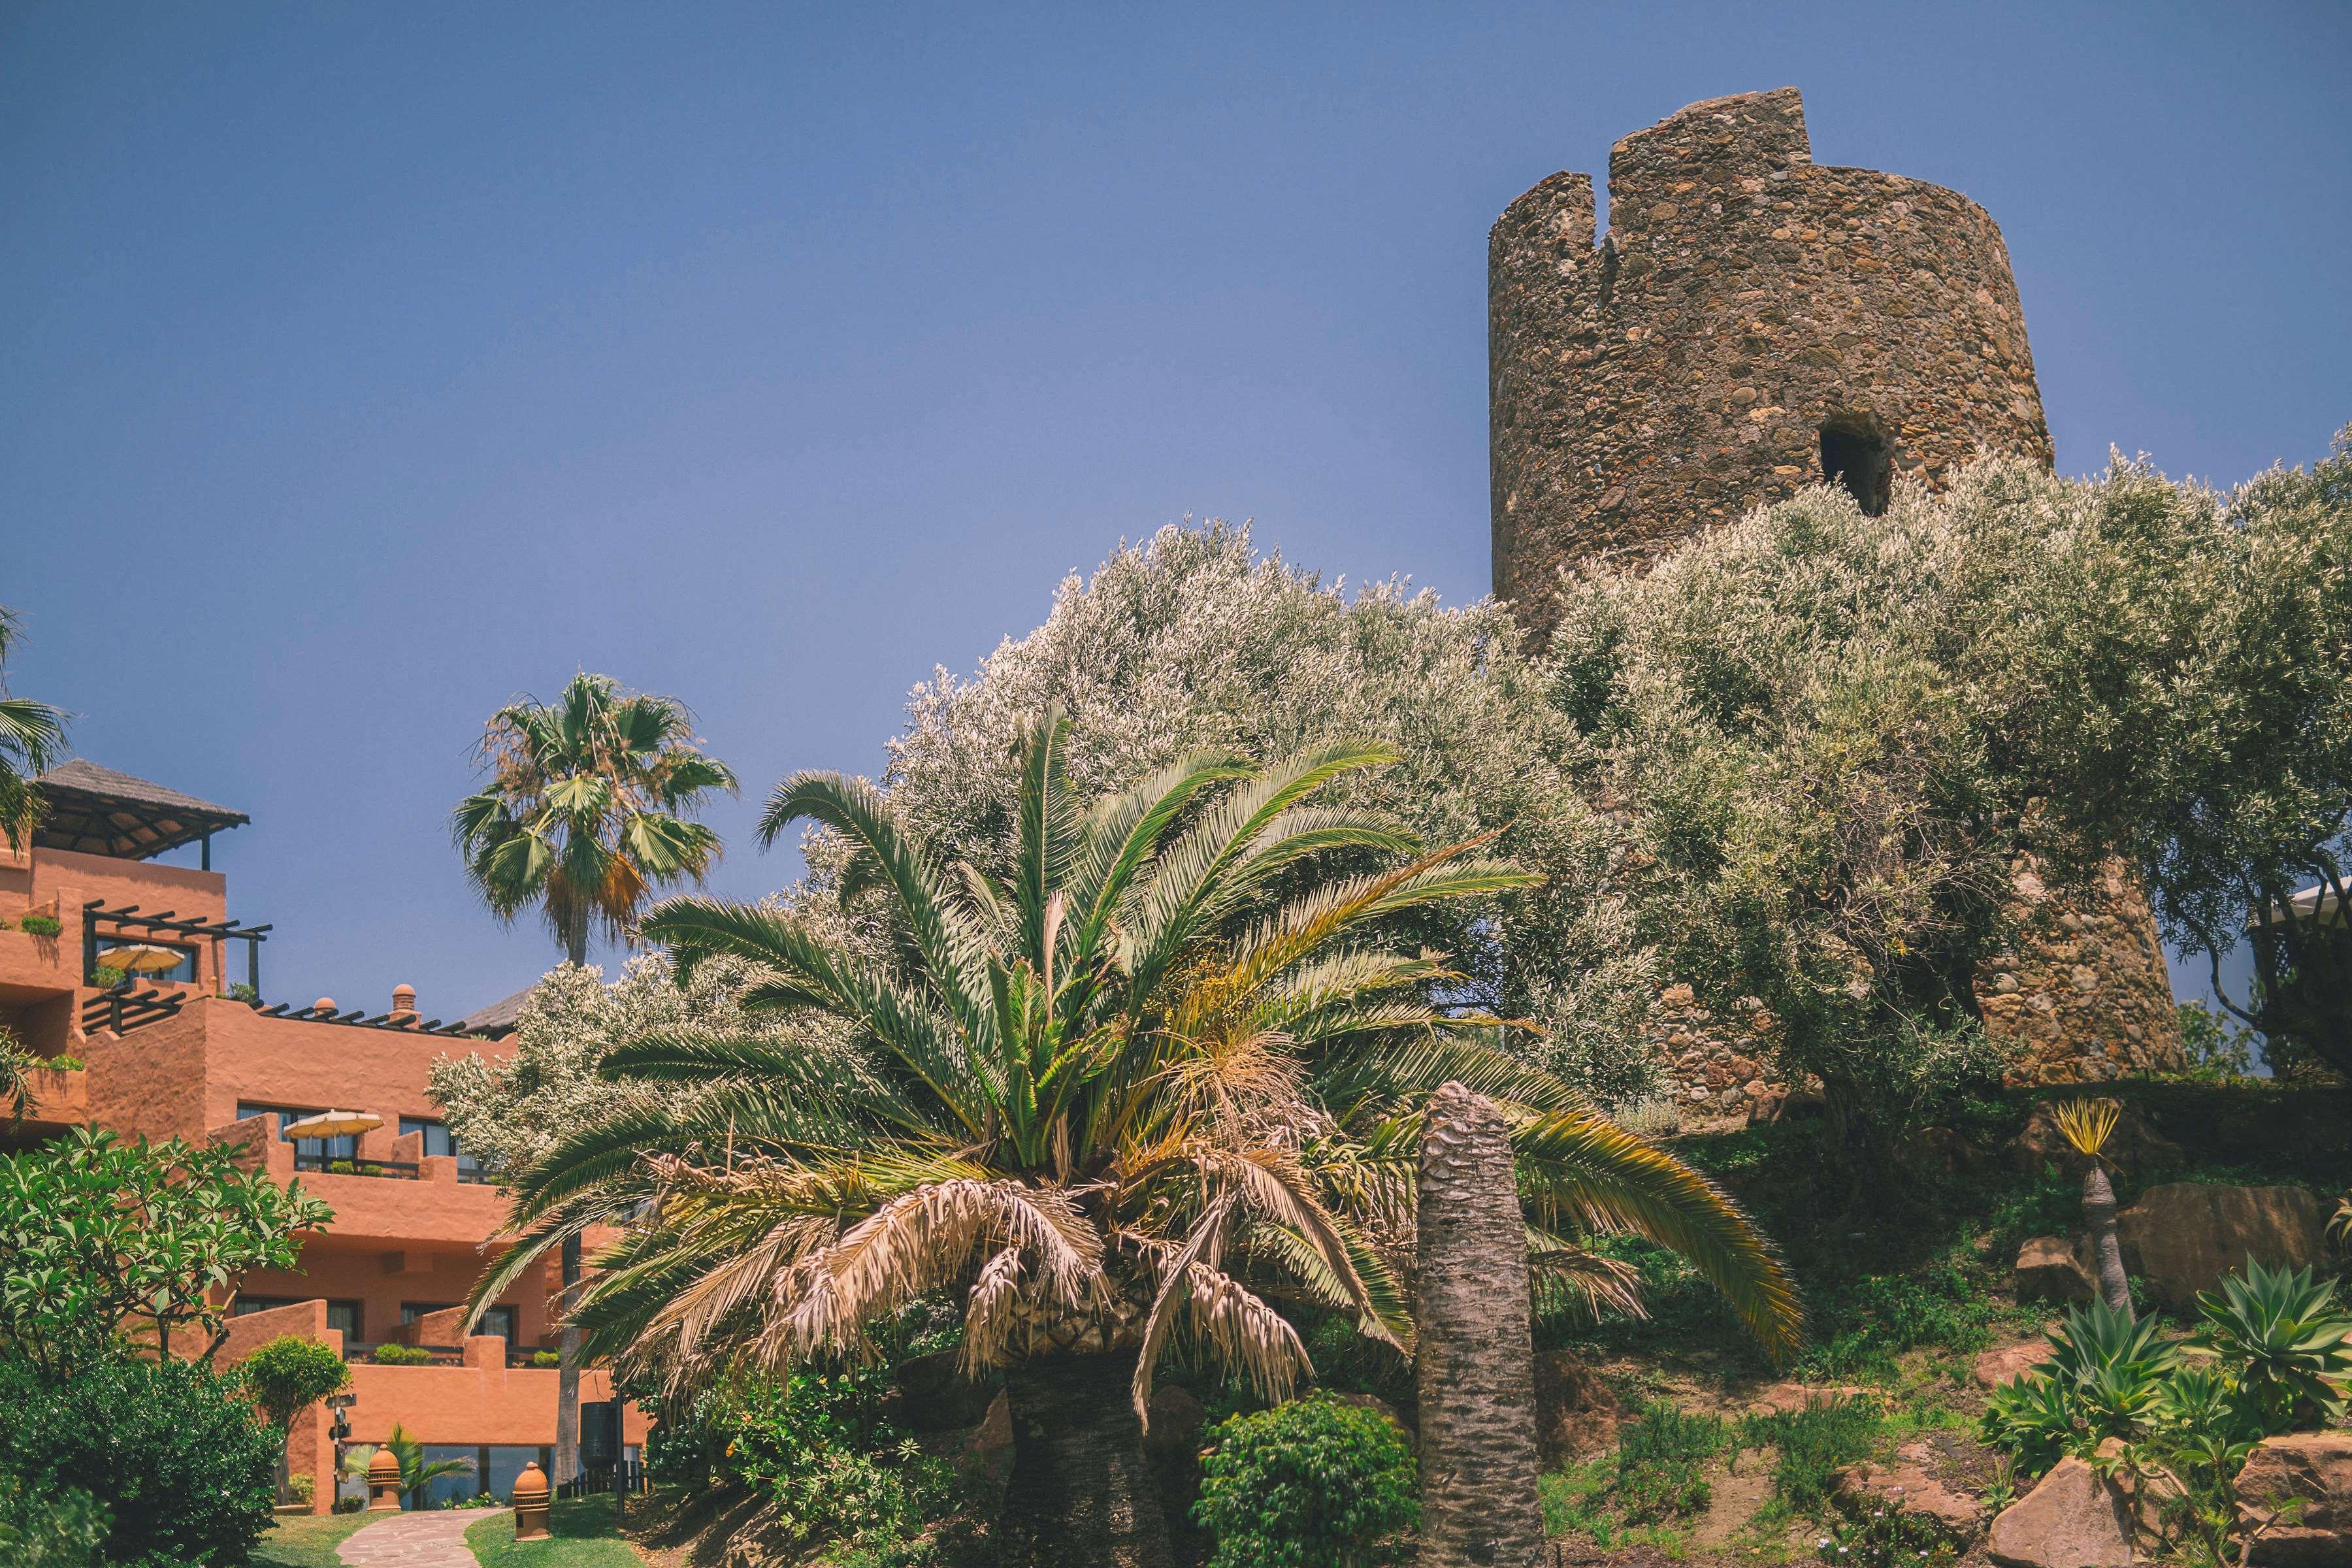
[866,521,1666,1105]
[429,949,843,1176]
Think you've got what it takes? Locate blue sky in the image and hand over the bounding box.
[5,2,2345,1021]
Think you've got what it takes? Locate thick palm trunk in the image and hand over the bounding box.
[1416,1081,1544,1568]
[555,1232,583,1484]
[996,1350,1173,1568]
[2082,1164,2131,1316]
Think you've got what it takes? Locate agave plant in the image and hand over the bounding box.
[2051,1098,2132,1315]
[470,714,1802,1567]
[2193,1259,2352,1434]
[1978,1299,2178,1477]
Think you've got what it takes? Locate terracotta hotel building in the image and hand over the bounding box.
[1,761,645,1511]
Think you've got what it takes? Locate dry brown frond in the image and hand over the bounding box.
[777,1177,1103,1359]
[1202,1147,1400,1350]
[1180,1262,1310,1409]
[1130,1195,1237,1423]
[959,1246,1028,1377]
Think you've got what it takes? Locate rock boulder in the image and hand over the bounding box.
[1974,1337,2056,1388]
[2012,1235,2097,1305]
[1987,1456,2134,1567]
[2115,1184,2328,1309]
[2236,1431,2352,1566]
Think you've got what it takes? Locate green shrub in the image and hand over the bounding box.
[39,1056,82,1073]
[2192,1260,2352,1433]
[0,1475,106,1568]
[0,1352,279,1568]
[532,1349,562,1369]
[1612,1402,1726,1524]
[715,1364,952,1551]
[239,1335,350,1429]
[370,1344,435,1365]
[18,915,60,939]
[1739,1397,1884,1514]
[1194,1394,1418,1568]
[90,966,125,988]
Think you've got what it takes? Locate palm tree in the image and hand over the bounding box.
[345,1424,475,1510]
[2053,1098,2132,1316]
[453,672,738,966]
[0,606,68,853]
[470,715,1801,1566]
[452,670,736,1487]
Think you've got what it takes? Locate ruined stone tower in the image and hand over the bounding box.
[1491,87,2051,639]
[1489,88,2183,1102]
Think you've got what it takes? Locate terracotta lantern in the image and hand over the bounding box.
[511,1461,551,1540]
[366,1446,404,1512]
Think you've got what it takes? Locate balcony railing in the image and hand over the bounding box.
[291,1154,421,1180]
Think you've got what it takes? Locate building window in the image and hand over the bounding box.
[398,1116,480,1176]
[325,1300,363,1343]
[238,1102,358,1162]
[231,1296,295,1317]
[399,1303,458,1326]
[1818,414,1893,517]
[482,1305,517,1343]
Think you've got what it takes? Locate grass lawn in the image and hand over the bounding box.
[466,1495,644,1567]
[250,1511,374,1568]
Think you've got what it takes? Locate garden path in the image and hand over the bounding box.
[336,1509,500,1568]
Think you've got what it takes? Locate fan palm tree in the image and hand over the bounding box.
[2053,1098,2132,1316]
[452,672,738,966]
[0,606,69,853]
[452,670,737,1486]
[469,714,1801,1567]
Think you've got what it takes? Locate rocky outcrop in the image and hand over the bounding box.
[2013,1236,2098,1305]
[1532,1350,1622,1465]
[1987,1456,2136,1567]
[2236,1431,2352,1566]
[1973,1338,2055,1388]
[2115,1184,2328,1309]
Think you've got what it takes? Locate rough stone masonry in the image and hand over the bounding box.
[1488,88,2182,1103]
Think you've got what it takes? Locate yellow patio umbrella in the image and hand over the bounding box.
[281,1110,384,1141]
[98,943,185,977]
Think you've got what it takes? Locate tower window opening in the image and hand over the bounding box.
[1819,417,1893,517]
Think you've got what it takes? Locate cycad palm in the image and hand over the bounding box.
[452,672,737,966]
[472,714,1799,1567]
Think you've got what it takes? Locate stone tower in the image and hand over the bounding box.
[1490,87,2050,640]
[1489,88,2182,1100]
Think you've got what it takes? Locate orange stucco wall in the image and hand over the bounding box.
[1,838,638,1485]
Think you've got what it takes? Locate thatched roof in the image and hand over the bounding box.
[454,985,532,1039]
[33,760,249,860]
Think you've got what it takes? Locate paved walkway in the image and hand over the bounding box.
[336,1508,506,1567]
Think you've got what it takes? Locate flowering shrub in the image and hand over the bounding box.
[1816,1505,1959,1568]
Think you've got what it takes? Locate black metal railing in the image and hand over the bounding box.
[79,984,186,1037]
[556,1461,646,1499]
